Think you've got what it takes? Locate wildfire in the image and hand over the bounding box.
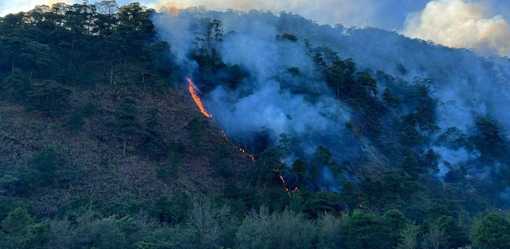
[239,148,256,161]
[186,78,296,193]
[187,77,212,119]
[279,174,299,193]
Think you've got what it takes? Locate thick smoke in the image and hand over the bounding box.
[154,7,510,194]
[153,10,360,190]
[403,0,510,57]
[278,21,510,134]
[209,14,350,145]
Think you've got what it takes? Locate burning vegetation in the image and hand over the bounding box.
[188,77,258,162]
[187,77,213,119]
[186,77,298,194]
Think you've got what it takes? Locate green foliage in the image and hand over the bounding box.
[277,33,299,42]
[472,117,508,161]
[301,192,345,218]
[3,147,68,195]
[359,170,420,210]
[397,224,420,249]
[29,148,61,186]
[0,0,168,90]
[313,48,386,138]
[66,102,97,131]
[112,96,141,154]
[187,118,207,147]
[236,208,316,249]
[1,69,30,101]
[142,197,234,249]
[136,226,193,249]
[26,80,71,116]
[413,85,437,132]
[292,159,307,179]
[434,215,469,249]
[150,193,191,225]
[0,198,29,221]
[316,213,343,249]
[339,210,398,249]
[156,143,185,180]
[383,88,400,108]
[138,108,169,161]
[471,212,510,249]
[186,197,235,249]
[1,207,35,234]
[0,207,49,249]
[212,144,237,180]
[46,211,144,249]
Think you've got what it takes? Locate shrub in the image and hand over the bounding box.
[471,212,510,249]
[47,211,145,249]
[26,80,72,117]
[339,210,395,249]
[316,213,343,249]
[150,193,190,225]
[236,208,317,249]
[0,207,49,249]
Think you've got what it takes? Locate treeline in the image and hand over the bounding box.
[2,196,510,249]
[0,0,173,116]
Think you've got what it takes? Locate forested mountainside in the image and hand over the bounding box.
[1,2,510,249]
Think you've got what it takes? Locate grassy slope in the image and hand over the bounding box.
[0,83,254,216]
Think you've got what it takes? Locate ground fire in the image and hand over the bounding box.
[187,77,212,119]
[279,174,299,193]
[187,77,295,192]
[187,77,256,161]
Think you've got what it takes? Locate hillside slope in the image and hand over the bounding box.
[0,3,268,218]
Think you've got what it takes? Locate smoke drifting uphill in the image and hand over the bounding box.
[154,6,510,196]
[154,9,360,190]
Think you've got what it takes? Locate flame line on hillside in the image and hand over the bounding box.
[186,77,295,193]
[187,77,256,161]
[187,77,212,119]
[279,174,299,193]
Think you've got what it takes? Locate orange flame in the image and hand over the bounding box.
[239,147,256,161]
[186,78,256,161]
[279,174,299,193]
[187,77,212,119]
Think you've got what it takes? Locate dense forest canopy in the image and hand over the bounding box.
[0,1,510,249]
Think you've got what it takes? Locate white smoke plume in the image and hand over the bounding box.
[152,5,510,193]
[153,9,360,191]
[153,7,510,152]
[403,0,510,57]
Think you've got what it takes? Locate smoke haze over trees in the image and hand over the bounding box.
[0,1,510,249]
